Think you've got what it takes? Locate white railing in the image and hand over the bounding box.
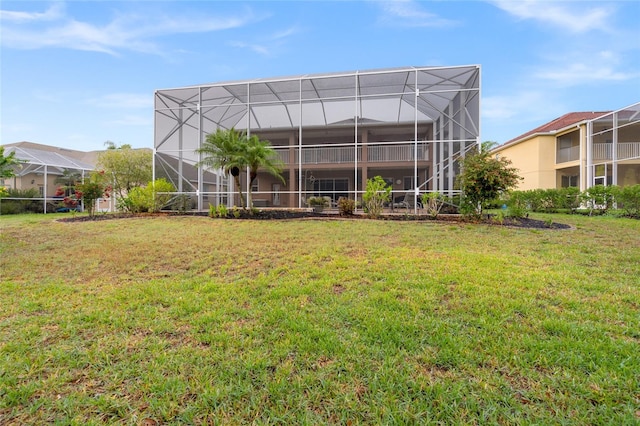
[556,146,580,163]
[593,142,640,161]
[273,143,431,165]
[368,143,429,162]
[299,146,362,164]
[274,148,290,164]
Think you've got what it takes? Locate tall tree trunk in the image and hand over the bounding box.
[248,172,258,209]
[233,175,246,209]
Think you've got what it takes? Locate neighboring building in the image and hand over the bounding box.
[2,142,96,197]
[493,102,640,191]
[154,65,481,210]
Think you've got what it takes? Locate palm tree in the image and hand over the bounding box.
[196,128,248,209]
[244,134,285,208]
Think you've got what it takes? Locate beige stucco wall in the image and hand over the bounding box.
[2,172,60,196]
[495,135,558,190]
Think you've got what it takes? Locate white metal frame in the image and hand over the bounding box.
[154,65,481,212]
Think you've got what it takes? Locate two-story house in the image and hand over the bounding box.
[492,102,640,191]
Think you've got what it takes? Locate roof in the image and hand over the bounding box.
[499,112,610,149]
[4,145,95,176]
[155,65,481,137]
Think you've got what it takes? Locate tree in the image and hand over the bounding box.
[197,129,284,210]
[97,141,152,206]
[0,146,24,178]
[73,171,112,218]
[457,146,521,218]
[244,134,285,208]
[196,128,247,208]
[481,140,500,152]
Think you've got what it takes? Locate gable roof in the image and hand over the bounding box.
[498,112,610,149]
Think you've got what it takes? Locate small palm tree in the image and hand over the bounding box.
[196,128,248,209]
[244,134,285,208]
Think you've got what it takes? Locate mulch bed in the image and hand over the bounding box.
[57,210,571,229]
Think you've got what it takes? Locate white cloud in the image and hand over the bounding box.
[229,41,271,56]
[230,25,300,56]
[537,64,633,85]
[0,2,64,22]
[378,0,457,28]
[483,91,562,121]
[535,51,638,85]
[0,3,259,55]
[492,0,613,33]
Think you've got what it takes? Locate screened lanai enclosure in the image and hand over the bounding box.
[587,102,640,187]
[2,145,95,214]
[154,65,481,211]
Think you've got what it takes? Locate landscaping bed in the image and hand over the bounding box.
[57,209,572,229]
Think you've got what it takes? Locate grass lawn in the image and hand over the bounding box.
[1,213,639,425]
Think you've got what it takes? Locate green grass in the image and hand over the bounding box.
[1,213,639,425]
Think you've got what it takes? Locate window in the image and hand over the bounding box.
[561,175,578,188]
[557,135,574,150]
[312,178,348,201]
[251,179,259,193]
[403,176,415,190]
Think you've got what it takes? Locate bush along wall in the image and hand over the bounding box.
[504,184,640,218]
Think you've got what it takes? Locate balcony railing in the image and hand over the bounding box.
[300,146,361,164]
[593,142,640,161]
[368,143,429,162]
[557,146,580,163]
[273,143,430,165]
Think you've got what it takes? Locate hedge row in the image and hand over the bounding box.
[505,184,640,217]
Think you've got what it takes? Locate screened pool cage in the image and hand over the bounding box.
[1,146,96,214]
[154,65,481,212]
[587,102,640,187]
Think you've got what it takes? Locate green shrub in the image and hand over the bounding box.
[0,188,41,214]
[125,178,175,213]
[505,191,529,218]
[307,196,329,207]
[362,176,391,218]
[614,184,640,218]
[584,185,615,215]
[209,203,229,218]
[493,209,506,224]
[421,192,446,219]
[559,187,583,212]
[337,197,355,216]
[232,206,241,218]
[126,187,149,213]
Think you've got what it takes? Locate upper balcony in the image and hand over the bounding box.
[557,146,580,163]
[593,142,640,161]
[557,142,640,163]
[274,143,430,166]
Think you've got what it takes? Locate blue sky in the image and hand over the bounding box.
[1,0,639,152]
